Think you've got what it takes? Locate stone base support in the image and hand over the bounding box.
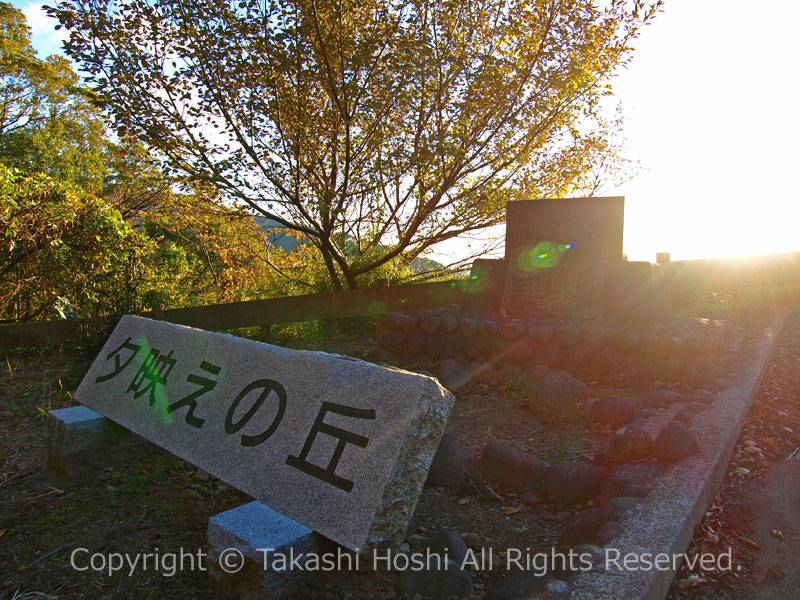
[46,406,154,478]
[207,501,319,599]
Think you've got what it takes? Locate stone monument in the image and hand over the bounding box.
[69,315,455,553]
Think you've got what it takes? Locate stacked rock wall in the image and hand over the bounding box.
[378,306,742,390]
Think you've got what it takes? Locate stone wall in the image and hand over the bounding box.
[377,306,742,390]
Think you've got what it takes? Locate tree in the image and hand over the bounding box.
[0,2,341,321]
[51,0,660,290]
[0,165,145,322]
[0,2,108,192]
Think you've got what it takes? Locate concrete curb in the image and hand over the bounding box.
[568,308,790,600]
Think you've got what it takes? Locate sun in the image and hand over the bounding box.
[610,0,800,264]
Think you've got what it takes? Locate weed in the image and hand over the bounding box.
[34,374,72,419]
[5,356,16,381]
[541,425,588,465]
[155,505,172,523]
[511,518,528,535]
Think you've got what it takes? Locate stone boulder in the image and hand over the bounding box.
[558,343,590,373]
[479,442,550,493]
[483,571,567,600]
[571,544,605,570]
[595,521,623,546]
[383,312,405,331]
[462,337,485,362]
[692,389,717,405]
[560,507,607,546]
[651,390,693,406]
[401,313,420,334]
[425,335,446,360]
[590,397,635,427]
[420,316,443,335]
[478,319,499,337]
[655,422,700,464]
[685,402,710,415]
[554,326,581,348]
[535,345,562,369]
[545,462,609,506]
[405,331,427,357]
[444,334,467,359]
[378,330,405,357]
[604,496,644,522]
[459,318,478,338]
[496,364,525,389]
[507,339,538,367]
[399,558,473,599]
[599,461,667,502]
[526,370,589,416]
[612,330,640,351]
[500,321,526,342]
[427,432,474,489]
[523,364,551,384]
[437,359,471,394]
[442,317,460,334]
[580,325,606,348]
[609,425,655,464]
[469,362,494,385]
[527,325,555,344]
[426,530,469,568]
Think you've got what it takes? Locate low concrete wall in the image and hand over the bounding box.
[568,308,789,600]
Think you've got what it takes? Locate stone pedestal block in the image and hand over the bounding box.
[46,405,154,478]
[207,501,320,599]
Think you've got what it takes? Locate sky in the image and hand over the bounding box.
[13,0,800,264]
[614,1,800,261]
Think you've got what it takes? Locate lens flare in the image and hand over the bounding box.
[517,241,576,272]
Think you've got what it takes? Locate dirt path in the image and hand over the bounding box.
[670,310,800,600]
[724,459,800,599]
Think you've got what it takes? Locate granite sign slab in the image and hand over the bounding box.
[74,315,454,552]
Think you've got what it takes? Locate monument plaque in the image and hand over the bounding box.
[74,315,454,552]
[505,196,625,267]
[503,196,624,318]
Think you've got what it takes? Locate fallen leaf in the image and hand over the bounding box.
[687,574,708,587]
[500,506,520,515]
[734,532,764,550]
[770,529,785,540]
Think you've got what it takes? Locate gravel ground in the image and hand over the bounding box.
[1,310,793,600]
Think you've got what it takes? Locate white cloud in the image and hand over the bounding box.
[20,1,69,57]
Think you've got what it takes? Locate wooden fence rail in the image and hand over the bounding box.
[0,280,465,350]
[4,251,800,350]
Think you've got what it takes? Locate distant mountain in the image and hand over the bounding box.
[254,216,444,273]
[254,217,304,252]
[408,256,445,274]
